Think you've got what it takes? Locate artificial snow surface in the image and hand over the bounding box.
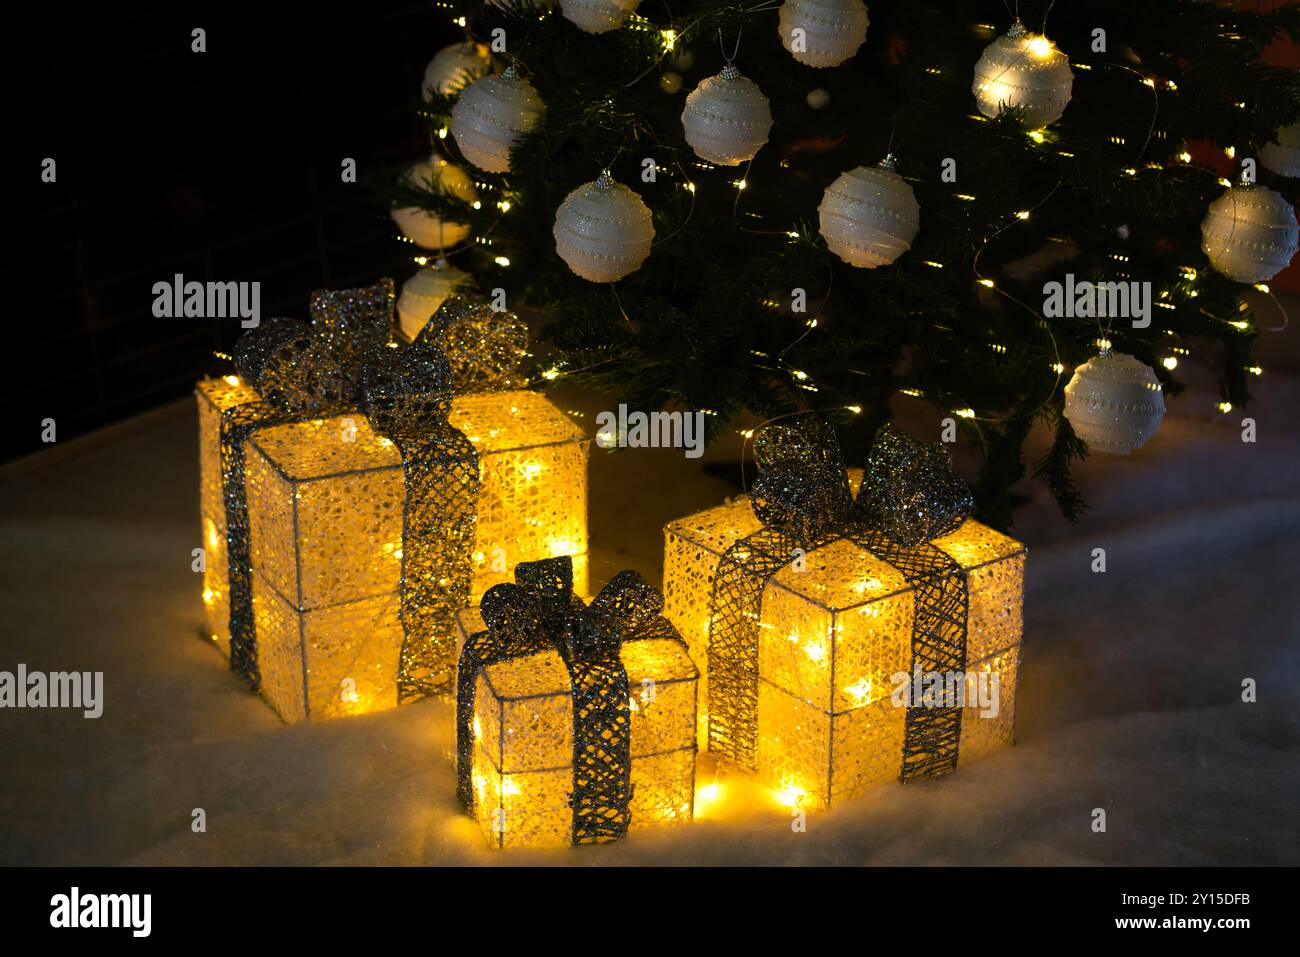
[2,356,1298,865]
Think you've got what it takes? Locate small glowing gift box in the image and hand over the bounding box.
[662,420,1025,808]
[195,281,589,722]
[455,557,698,849]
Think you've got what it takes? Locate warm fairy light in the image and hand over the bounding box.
[1051,362,1065,373]
[977,279,995,288]
[685,182,696,193]
[498,201,511,212]
[438,127,448,139]
[803,639,828,664]
[546,536,575,558]
[1026,34,1054,59]
[733,179,747,190]
[1218,177,1233,188]
[1178,151,1192,163]
[1229,319,1250,330]
[1016,210,1030,220]
[472,200,482,209]
[846,405,862,414]
[473,715,483,741]
[494,256,511,267]
[844,677,873,706]
[1247,366,1263,376]
[954,193,976,201]
[695,781,721,810]
[1096,338,1113,350]
[223,375,241,386]
[1218,401,1233,413]
[922,260,944,268]
[1162,356,1178,370]
[1027,130,1046,144]
[1142,77,1156,88]
[202,588,215,606]
[739,428,755,438]
[206,519,220,549]
[541,367,560,380]
[772,782,808,809]
[1224,146,1236,158]
[954,408,976,419]
[455,16,466,26]
[1254,283,1270,293]
[661,28,677,50]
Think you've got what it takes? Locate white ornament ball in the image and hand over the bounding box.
[806,87,831,110]
[972,20,1074,128]
[818,160,920,268]
[391,158,478,250]
[560,0,640,34]
[450,67,545,173]
[423,42,492,98]
[1260,121,1300,179]
[778,0,869,69]
[397,261,472,341]
[553,174,655,283]
[1064,350,1165,455]
[681,64,773,166]
[1200,184,1299,283]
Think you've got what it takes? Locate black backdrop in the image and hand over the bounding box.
[17,1,457,462]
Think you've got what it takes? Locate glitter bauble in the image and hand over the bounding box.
[818,160,919,268]
[397,261,472,341]
[451,67,545,173]
[423,42,492,98]
[1064,351,1165,455]
[553,174,655,282]
[1201,184,1299,283]
[391,158,477,251]
[559,0,640,33]
[778,0,869,69]
[681,64,773,166]
[972,19,1073,128]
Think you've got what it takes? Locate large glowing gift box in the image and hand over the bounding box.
[454,557,698,849]
[196,379,589,721]
[662,423,1025,809]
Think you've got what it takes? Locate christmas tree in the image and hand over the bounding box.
[389,0,1300,526]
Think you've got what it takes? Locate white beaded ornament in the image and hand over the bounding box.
[1260,121,1300,179]
[1064,349,1165,455]
[451,67,545,173]
[397,260,472,341]
[423,42,492,98]
[972,19,1073,128]
[818,157,920,268]
[553,172,655,283]
[681,64,773,166]
[777,0,869,69]
[1200,183,1299,283]
[391,158,477,251]
[559,0,640,34]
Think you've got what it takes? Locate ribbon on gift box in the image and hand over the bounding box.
[217,279,527,701]
[456,555,686,845]
[707,417,975,781]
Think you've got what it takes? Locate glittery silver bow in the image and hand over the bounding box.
[217,280,526,703]
[708,416,974,782]
[456,556,686,845]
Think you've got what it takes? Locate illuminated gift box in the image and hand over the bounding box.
[662,420,1025,808]
[455,557,698,849]
[195,282,589,722]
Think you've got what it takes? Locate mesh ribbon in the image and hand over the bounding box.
[706,417,975,782]
[456,556,686,845]
[216,281,526,701]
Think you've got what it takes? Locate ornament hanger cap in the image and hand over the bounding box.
[501,64,518,80]
[596,170,614,189]
[720,63,742,80]
[1007,18,1027,39]
[878,153,899,171]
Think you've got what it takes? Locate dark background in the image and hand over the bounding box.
[19,1,457,462]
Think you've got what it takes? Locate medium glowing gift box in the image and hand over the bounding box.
[662,419,1025,808]
[195,280,589,722]
[455,556,698,849]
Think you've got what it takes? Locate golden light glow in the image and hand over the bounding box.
[223,375,241,386]
[663,490,1025,808]
[1025,35,1054,59]
[195,381,590,722]
[1162,356,1178,370]
[661,28,676,50]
